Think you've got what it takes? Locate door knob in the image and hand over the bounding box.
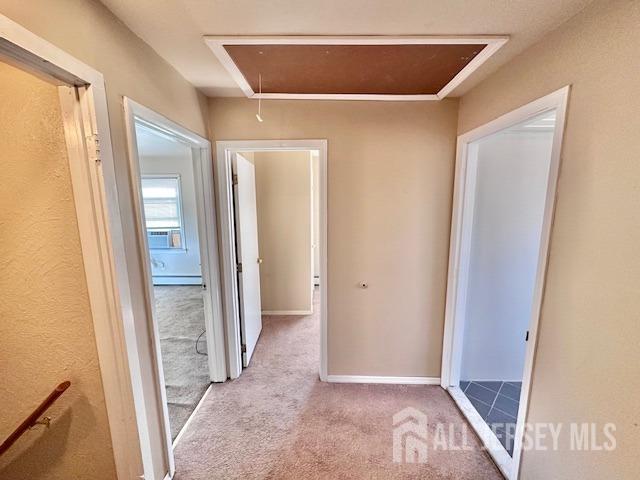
[257,258,263,264]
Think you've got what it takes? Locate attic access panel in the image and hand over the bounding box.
[205,36,508,101]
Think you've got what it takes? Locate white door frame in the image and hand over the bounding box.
[215,140,328,380]
[0,14,144,479]
[440,86,570,479]
[123,98,227,474]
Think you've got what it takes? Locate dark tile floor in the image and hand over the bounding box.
[460,380,522,456]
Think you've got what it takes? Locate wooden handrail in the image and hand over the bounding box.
[0,381,71,457]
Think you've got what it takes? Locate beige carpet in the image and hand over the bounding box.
[173,293,501,479]
[154,285,210,439]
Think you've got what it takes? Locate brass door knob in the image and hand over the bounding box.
[257,258,263,264]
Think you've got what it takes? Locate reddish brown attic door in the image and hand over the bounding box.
[224,43,486,95]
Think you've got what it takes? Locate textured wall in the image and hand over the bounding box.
[253,150,313,312]
[0,1,213,477]
[209,98,458,377]
[0,62,116,479]
[458,0,640,477]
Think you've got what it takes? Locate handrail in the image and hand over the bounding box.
[0,381,71,457]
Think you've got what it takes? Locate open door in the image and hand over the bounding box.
[232,153,263,366]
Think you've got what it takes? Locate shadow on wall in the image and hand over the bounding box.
[0,392,98,480]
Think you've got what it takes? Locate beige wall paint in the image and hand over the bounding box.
[252,150,313,313]
[210,99,458,376]
[312,152,321,280]
[0,62,116,479]
[458,0,640,478]
[0,1,211,477]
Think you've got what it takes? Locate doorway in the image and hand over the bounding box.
[215,140,327,380]
[123,99,226,470]
[0,58,121,479]
[233,150,317,366]
[0,14,146,477]
[441,87,569,479]
[135,122,208,440]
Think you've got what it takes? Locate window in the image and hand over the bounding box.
[141,175,184,249]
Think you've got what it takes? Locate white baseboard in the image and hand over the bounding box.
[326,375,441,385]
[262,310,313,315]
[153,276,202,286]
[460,378,522,383]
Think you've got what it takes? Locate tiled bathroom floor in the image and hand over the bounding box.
[460,380,522,456]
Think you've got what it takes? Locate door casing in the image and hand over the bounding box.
[215,140,328,380]
[440,86,570,480]
[123,98,227,478]
[0,13,147,479]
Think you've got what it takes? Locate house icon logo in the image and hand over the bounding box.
[392,407,429,463]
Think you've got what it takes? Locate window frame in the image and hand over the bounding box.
[140,173,186,251]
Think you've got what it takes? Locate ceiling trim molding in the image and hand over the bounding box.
[204,35,508,101]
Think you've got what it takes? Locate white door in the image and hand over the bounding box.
[233,153,263,366]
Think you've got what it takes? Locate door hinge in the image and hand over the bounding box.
[525,330,530,342]
[86,133,101,164]
[232,173,238,185]
[237,262,242,272]
[241,344,246,353]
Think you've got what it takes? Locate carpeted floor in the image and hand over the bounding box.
[154,285,210,440]
[173,291,502,479]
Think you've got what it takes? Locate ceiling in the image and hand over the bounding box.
[135,122,191,157]
[100,0,593,98]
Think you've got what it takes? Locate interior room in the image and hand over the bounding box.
[135,123,211,440]
[458,110,557,456]
[1,1,638,480]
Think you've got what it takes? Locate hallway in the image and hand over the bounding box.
[173,294,501,479]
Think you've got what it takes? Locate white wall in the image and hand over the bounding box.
[461,129,554,381]
[137,127,202,284]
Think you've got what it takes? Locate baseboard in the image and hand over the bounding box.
[153,276,202,286]
[461,378,523,383]
[262,310,313,315]
[326,375,441,385]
